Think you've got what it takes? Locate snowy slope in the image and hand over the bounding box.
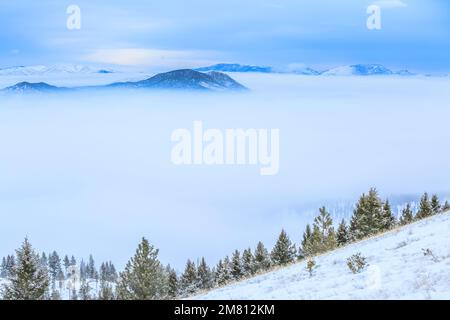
[0,65,113,76]
[194,211,450,300]
[322,64,394,76]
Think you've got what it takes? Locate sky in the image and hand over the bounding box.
[0,0,449,72]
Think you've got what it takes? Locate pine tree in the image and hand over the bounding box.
[1,257,7,278]
[443,200,450,212]
[100,262,108,282]
[271,229,296,266]
[241,248,255,277]
[180,259,199,296]
[63,255,70,272]
[98,281,115,300]
[48,251,62,282]
[71,288,78,300]
[214,258,231,286]
[87,255,96,279]
[230,250,243,280]
[336,219,349,246]
[39,253,47,270]
[381,200,396,231]
[50,290,61,300]
[430,194,441,214]
[78,280,92,300]
[350,188,384,240]
[1,238,49,300]
[6,255,16,277]
[166,266,179,299]
[301,224,313,257]
[312,207,337,253]
[416,192,433,220]
[399,203,414,225]
[108,262,118,282]
[70,255,77,266]
[116,237,168,300]
[197,257,213,290]
[253,242,271,272]
[79,259,86,280]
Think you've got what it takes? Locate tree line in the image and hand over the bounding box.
[1,189,449,300]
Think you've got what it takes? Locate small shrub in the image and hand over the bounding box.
[346,253,368,274]
[422,248,439,262]
[306,258,316,276]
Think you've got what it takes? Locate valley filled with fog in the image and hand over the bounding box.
[1,73,449,270]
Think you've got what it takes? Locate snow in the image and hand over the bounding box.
[194,211,450,300]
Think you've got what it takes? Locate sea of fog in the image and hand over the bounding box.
[1,73,449,270]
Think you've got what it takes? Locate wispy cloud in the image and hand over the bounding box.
[373,0,407,9]
[83,48,217,69]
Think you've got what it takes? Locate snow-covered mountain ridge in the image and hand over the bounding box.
[194,210,450,300]
[0,65,114,76]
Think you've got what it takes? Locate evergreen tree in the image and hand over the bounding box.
[180,259,199,296]
[253,242,271,272]
[87,254,96,279]
[0,257,6,278]
[108,262,118,282]
[78,280,92,300]
[63,255,70,272]
[48,251,62,282]
[98,281,115,300]
[350,188,384,240]
[230,250,243,280]
[431,194,441,214]
[100,262,108,282]
[70,255,77,266]
[197,257,213,290]
[271,229,296,266]
[57,269,65,285]
[116,237,168,300]
[214,258,231,286]
[50,290,61,300]
[1,238,49,300]
[39,253,47,270]
[79,259,86,280]
[443,200,450,212]
[301,224,313,257]
[381,200,396,230]
[336,219,349,246]
[166,266,179,299]
[7,255,16,276]
[416,192,433,220]
[312,207,337,253]
[71,288,78,300]
[399,203,414,225]
[241,248,255,277]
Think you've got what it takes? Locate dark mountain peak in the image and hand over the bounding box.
[3,81,64,93]
[109,69,247,91]
[206,71,247,89]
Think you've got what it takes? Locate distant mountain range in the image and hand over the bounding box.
[195,64,273,73]
[2,69,247,93]
[195,63,420,76]
[0,65,115,76]
[0,63,431,79]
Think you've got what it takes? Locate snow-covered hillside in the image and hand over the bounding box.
[194,211,450,300]
[0,65,115,76]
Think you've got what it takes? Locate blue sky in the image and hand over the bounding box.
[0,0,449,72]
